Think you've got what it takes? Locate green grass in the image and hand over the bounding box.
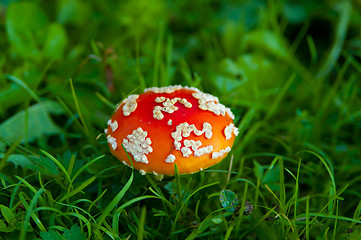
[1,0,361,239]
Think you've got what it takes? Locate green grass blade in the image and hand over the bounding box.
[71,155,104,183]
[69,78,92,139]
[174,164,182,205]
[59,175,97,203]
[278,157,286,213]
[306,195,310,240]
[115,195,159,214]
[265,73,296,121]
[306,35,318,65]
[137,206,147,240]
[40,149,71,184]
[172,181,220,233]
[14,175,44,205]
[298,150,336,201]
[96,171,134,226]
[96,92,116,109]
[67,154,76,178]
[19,188,46,240]
[316,1,351,80]
[5,75,41,103]
[153,24,164,86]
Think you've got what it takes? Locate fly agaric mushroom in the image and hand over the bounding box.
[105,85,238,176]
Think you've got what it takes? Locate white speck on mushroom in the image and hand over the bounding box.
[165,154,176,163]
[139,169,146,175]
[153,106,164,120]
[153,97,192,120]
[144,85,200,94]
[181,146,193,157]
[167,119,173,126]
[192,92,235,120]
[108,120,118,132]
[224,123,239,140]
[226,108,235,120]
[162,98,179,113]
[104,128,108,134]
[212,147,231,159]
[145,86,182,94]
[155,96,166,103]
[184,139,202,150]
[194,145,213,157]
[107,135,117,150]
[180,98,192,108]
[202,122,212,139]
[122,127,153,164]
[121,94,139,116]
[172,122,214,157]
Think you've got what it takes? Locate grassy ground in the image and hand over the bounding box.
[1,0,361,239]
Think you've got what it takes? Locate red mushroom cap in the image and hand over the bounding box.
[106,85,238,176]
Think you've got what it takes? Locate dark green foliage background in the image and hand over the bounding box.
[0,0,361,239]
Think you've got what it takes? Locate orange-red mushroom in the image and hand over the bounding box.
[105,85,238,176]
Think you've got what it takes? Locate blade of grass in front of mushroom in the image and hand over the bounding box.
[122,143,134,169]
